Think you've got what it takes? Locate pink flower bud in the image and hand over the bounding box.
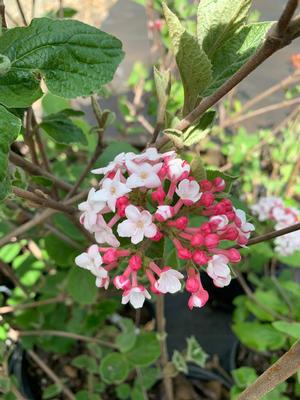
[158,165,168,179]
[212,177,226,192]
[220,226,238,241]
[227,248,241,263]
[200,222,212,235]
[191,233,205,247]
[116,196,130,217]
[200,180,213,191]
[103,248,118,264]
[204,234,220,248]
[186,276,200,293]
[151,186,166,204]
[150,231,163,241]
[198,191,214,207]
[177,247,193,260]
[129,255,142,271]
[175,217,189,230]
[226,211,236,220]
[193,250,209,265]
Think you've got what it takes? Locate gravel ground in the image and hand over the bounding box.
[5,0,118,27]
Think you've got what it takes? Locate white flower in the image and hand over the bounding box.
[78,188,106,231]
[122,286,151,309]
[207,255,231,288]
[155,205,174,221]
[176,179,202,203]
[75,245,108,278]
[134,148,175,163]
[274,230,300,256]
[126,162,162,189]
[92,170,131,212]
[91,153,125,175]
[167,158,190,180]
[95,276,110,289]
[272,206,298,226]
[251,197,284,222]
[92,215,120,247]
[154,268,184,294]
[117,205,157,244]
[235,208,255,240]
[209,215,229,231]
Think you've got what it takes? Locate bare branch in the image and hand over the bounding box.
[15,0,27,25]
[277,0,299,34]
[9,151,73,192]
[238,340,300,399]
[0,0,7,28]
[27,350,76,400]
[0,295,65,315]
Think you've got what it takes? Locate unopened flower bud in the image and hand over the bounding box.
[191,233,204,247]
[129,255,142,271]
[193,250,209,265]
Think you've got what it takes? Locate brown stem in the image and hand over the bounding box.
[0,0,7,28]
[15,0,27,25]
[25,108,39,165]
[12,187,76,215]
[0,260,30,297]
[156,296,174,400]
[285,154,300,197]
[0,190,88,248]
[9,151,73,192]
[0,295,65,315]
[277,0,299,33]
[19,330,116,349]
[238,340,300,400]
[27,350,76,400]
[126,100,154,135]
[232,72,300,117]
[156,0,300,148]
[245,222,300,247]
[58,0,64,18]
[221,96,300,128]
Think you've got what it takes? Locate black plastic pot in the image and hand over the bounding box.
[164,279,245,388]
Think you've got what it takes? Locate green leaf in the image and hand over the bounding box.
[44,234,77,267]
[164,128,184,148]
[116,318,137,353]
[0,54,11,76]
[135,367,160,391]
[99,353,130,384]
[72,355,98,373]
[197,0,252,59]
[277,251,300,267]
[75,391,99,400]
[40,109,87,145]
[153,66,171,125]
[186,336,208,367]
[206,169,237,192]
[205,22,272,95]
[232,322,286,351]
[116,383,131,400]
[125,332,160,367]
[232,367,257,389]
[42,384,62,399]
[183,110,216,146]
[66,266,98,305]
[0,105,22,200]
[163,3,212,115]
[272,321,300,340]
[0,18,124,108]
[172,350,188,374]
[190,153,206,181]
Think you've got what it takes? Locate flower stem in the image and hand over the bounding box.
[156,295,174,400]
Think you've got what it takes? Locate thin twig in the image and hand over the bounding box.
[245,222,300,247]
[0,190,88,248]
[126,100,155,135]
[58,0,64,18]
[156,296,174,400]
[0,295,65,315]
[9,151,73,192]
[0,0,7,28]
[20,330,116,349]
[238,340,300,400]
[25,108,39,165]
[221,97,300,128]
[27,350,76,400]
[0,260,30,297]
[156,0,300,147]
[232,72,300,117]
[15,0,27,25]
[277,0,299,33]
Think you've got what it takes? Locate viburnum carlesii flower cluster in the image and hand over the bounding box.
[251,196,300,256]
[75,148,255,309]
